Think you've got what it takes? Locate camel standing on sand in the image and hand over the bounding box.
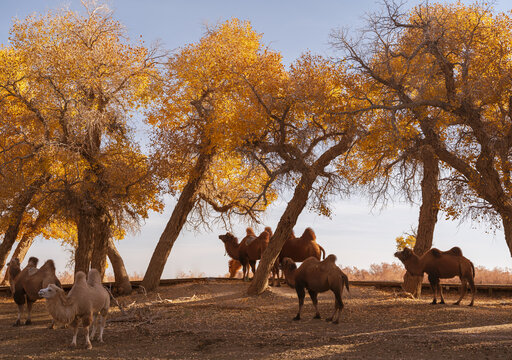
[219,227,271,281]
[271,228,326,286]
[394,247,476,306]
[7,257,61,326]
[39,269,110,349]
[282,254,349,324]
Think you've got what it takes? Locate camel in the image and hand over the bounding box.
[228,259,242,278]
[271,228,326,286]
[38,269,110,349]
[219,227,271,281]
[8,256,61,326]
[281,254,349,324]
[394,246,476,306]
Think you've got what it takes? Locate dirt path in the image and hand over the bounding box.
[1,280,512,359]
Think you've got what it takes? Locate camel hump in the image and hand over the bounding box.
[264,226,273,237]
[302,228,316,241]
[447,247,463,256]
[74,271,87,284]
[27,257,39,267]
[246,227,256,236]
[41,259,56,272]
[325,254,337,263]
[430,248,442,257]
[87,269,102,286]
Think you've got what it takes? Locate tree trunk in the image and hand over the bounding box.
[1,233,35,285]
[141,151,213,292]
[402,147,440,298]
[75,209,95,274]
[107,238,132,295]
[247,171,316,295]
[90,210,111,279]
[0,176,47,273]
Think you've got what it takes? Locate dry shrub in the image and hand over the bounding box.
[176,270,206,279]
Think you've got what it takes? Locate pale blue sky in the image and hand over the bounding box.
[1,0,511,278]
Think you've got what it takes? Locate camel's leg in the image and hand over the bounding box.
[454,278,468,305]
[90,314,98,340]
[329,288,344,324]
[25,301,33,325]
[83,314,93,349]
[242,263,248,282]
[14,304,23,326]
[468,276,476,306]
[428,274,438,305]
[98,313,107,343]
[294,286,305,321]
[71,325,79,347]
[308,289,320,319]
[249,260,256,279]
[438,283,445,304]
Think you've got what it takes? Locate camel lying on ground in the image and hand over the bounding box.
[7,257,61,326]
[394,246,476,306]
[39,269,110,349]
[271,228,326,286]
[219,227,271,281]
[282,254,349,324]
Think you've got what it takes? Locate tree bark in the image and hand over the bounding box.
[141,150,213,291]
[402,147,440,298]
[75,208,95,274]
[247,171,316,295]
[0,176,48,273]
[107,238,132,295]
[90,210,111,279]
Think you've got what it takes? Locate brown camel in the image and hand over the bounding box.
[271,228,326,286]
[219,227,271,281]
[282,254,349,324]
[394,247,476,306]
[8,257,61,326]
[228,259,242,278]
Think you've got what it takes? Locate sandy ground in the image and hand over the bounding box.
[1,279,512,359]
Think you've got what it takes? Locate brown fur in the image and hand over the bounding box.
[9,257,61,326]
[39,269,110,349]
[228,259,242,278]
[281,254,349,324]
[219,227,272,281]
[271,228,326,286]
[394,247,476,306]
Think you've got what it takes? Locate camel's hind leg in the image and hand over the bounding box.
[14,304,23,326]
[327,288,344,324]
[25,301,33,325]
[294,286,305,321]
[90,314,98,340]
[468,276,476,306]
[249,260,256,279]
[83,314,93,349]
[308,289,321,319]
[428,274,439,305]
[438,283,445,304]
[454,278,468,306]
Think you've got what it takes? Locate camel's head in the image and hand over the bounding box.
[219,232,237,245]
[394,247,414,262]
[38,283,62,299]
[27,257,39,267]
[281,257,297,272]
[7,258,20,270]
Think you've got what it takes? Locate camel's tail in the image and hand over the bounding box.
[319,245,326,260]
[470,261,475,279]
[342,272,350,293]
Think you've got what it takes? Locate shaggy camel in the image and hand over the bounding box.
[219,227,271,281]
[271,228,326,286]
[394,247,476,306]
[228,259,242,278]
[39,269,110,349]
[282,254,349,324]
[8,257,61,326]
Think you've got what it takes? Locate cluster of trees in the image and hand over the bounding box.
[1,1,512,296]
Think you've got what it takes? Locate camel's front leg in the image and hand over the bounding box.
[98,313,107,343]
[294,286,305,321]
[83,314,93,349]
[71,325,79,347]
[428,274,438,305]
[438,283,445,304]
[90,314,98,340]
[308,289,321,319]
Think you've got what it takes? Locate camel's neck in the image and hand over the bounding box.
[47,292,76,324]
[283,268,296,288]
[401,254,424,276]
[224,241,240,261]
